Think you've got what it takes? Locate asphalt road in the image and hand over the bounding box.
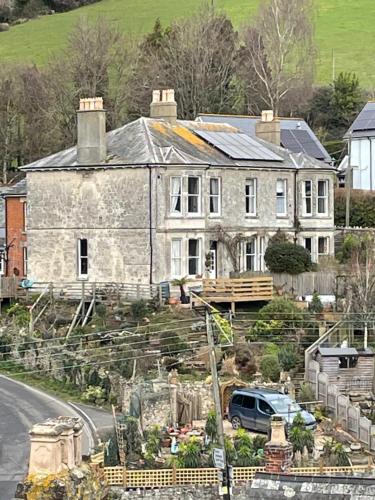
[0,375,92,500]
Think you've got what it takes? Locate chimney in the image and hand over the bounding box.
[264,415,293,474]
[77,97,106,165]
[150,89,177,125]
[255,110,281,146]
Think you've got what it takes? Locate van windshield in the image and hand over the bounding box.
[269,399,301,414]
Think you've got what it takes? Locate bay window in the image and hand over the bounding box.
[317,180,328,215]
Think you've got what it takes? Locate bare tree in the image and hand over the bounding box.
[241,0,315,115]
[346,233,375,349]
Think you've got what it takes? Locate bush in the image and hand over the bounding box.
[335,188,375,228]
[176,436,201,468]
[7,303,30,327]
[264,242,312,274]
[159,330,187,356]
[205,410,217,442]
[289,413,314,454]
[309,291,323,314]
[278,343,298,371]
[81,385,106,405]
[234,343,257,377]
[130,299,148,321]
[260,354,281,382]
[299,382,315,403]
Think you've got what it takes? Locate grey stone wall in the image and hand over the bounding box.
[111,485,220,499]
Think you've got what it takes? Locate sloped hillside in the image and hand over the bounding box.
[1,0,375,86]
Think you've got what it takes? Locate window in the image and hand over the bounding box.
[78,238,88,278]
[170,177,182,214]
[245,179,257,215]
[232,394,243,406]
[209,178,221,215]
[276,179,287,215]
[259,236,266,271]
[318,237,329,257]
[23,202,27,232]
[188,239,200,275]
[245,239,256,271]
[304,237,312,254]
[302,180,312,215]
[187,176,200,214]
[317,180,328,214]
[171,239,182,277]
[339,356,358,369]
[258,399,275,415]
[23,247,28,276]
[0,252,4,276]
[242,396,256,409]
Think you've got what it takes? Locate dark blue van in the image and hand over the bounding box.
[228,388,316,432]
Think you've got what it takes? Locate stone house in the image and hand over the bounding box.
[20,91,336,287]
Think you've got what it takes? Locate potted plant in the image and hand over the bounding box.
[172,276,190,304]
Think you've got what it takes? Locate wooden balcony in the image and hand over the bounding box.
[202,277,273,312]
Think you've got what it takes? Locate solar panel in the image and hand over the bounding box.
[281,129,324,159]
[194,130,283,161]
[352,105,375,132]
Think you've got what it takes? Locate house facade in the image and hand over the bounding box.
[21,92,336,287]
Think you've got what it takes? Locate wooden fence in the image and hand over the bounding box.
[102,465,374,487]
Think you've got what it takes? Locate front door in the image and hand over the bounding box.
[209,241,217,279]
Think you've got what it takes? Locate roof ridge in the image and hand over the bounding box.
[198,113,305,121]
[140,117,159,163]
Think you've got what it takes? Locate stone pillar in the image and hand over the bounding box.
[170,384,178,427]
[29,422,64,475]
[56,416,83,469]
[73,424,83,467]
[264,415,293,474]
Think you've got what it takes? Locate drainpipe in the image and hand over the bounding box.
[294,169,299,245]
[148,166,153,285]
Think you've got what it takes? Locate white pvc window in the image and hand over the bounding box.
[258,236,266,271]
[171,239,182,278]
[170,176,182,214]
[188,176,200,214]
[78,238,88,278]
[188,239,200,275]
[209,178,221,215]
[276,179,287,215]
[23,247,28,276]
[302,180,312,216]
[245,239,256,271]
[245,179,257,215]
[317,180,328,215]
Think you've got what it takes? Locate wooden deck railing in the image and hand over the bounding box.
[102,464,374,487]
[202,277,273,311]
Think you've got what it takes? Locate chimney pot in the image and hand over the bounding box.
[79,97,103,111]
[150,88,177,125]
[261,110,274,122]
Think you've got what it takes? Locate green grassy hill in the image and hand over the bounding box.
[1,0,375,86]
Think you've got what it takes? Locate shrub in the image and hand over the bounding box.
[7,303,29,327]
[265,242,312,274]
[323,438,350,466]
[234,343,257,377]
[103,433,119,466]
[159,330,187,356]
[264,342,279,356]
[145,425,162,458]
[309,291,323,314]
[278,343,299,371]
[335,188,375,228]
[81,385,106,405]
[260,354,281,382]
[289,413,314,454]
[177,436,201,468]
[299,382,315,403]
[205,410,217,442]
[130,299,148,321]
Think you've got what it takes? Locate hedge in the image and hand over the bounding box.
[335,188,375,227]
[264,242,312,275]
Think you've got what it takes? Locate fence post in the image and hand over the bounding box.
[122,467,127,487]
[158,285,163,307]
[81,281,85,322]
[49,282,54,306]
[172,463,177,485]
[136,284,140,300]
[116,283,120,306]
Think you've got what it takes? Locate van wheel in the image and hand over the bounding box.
[231,416,242,430]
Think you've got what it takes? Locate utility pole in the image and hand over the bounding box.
[345,132,353,228]
[206,310,231,499]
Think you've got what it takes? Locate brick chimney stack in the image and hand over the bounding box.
[264,415,293,474]
[150,89,177,125]
[255,110,281,146]
[77,97,106,165]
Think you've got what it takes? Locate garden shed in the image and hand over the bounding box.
[316,346,375,393]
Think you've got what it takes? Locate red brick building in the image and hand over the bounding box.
[3,179,27,278]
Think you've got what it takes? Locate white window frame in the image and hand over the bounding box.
[170,176,182,215]
[23,247,27,276]
[209,177,221,216]
[188,238,201,276]
[317,236,329,259]
[302,180,312,216]
[245,238,256,271]
[171,239,182,278]
[317,180,329,215]
[187,176,201,215]
[78,238,88,279]
[0,251,5,276]
[276,179,287,216]
[245,178,257,216]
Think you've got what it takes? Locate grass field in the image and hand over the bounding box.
[1,0,375,86]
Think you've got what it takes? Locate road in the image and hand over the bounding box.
[0,375,93,500]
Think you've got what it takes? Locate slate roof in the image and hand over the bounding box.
[247,472,375,499]
[21,117,334,172]
[2,178,27,197]
[197,113,332,163]
[345,101,375,138]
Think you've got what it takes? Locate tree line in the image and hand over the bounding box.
[0,0,366,182]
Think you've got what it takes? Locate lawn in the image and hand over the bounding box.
[0,0,375,86]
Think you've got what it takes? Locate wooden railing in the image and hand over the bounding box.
[202,277,273,311]
[102,464,374,487]
[0,277,18,299]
